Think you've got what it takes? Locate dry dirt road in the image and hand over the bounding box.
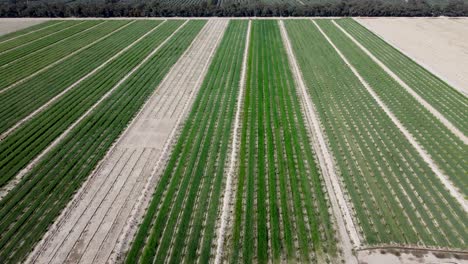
[25,19,228,264]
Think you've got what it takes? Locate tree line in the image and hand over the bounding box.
[1,0,467,17]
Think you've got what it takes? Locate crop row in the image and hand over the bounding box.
[0,20,68,52]
[337,19,467,133]
[0,20,206,263]
[0,20,176,188]
[126,20,247,264]
[0,20,155,135]
[318,20,467,199]
[0,20,120,90]
[0,20,93,66]
[227,20,335,264]
[284,19,467,249]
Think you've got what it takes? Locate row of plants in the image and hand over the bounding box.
[318,21,468,196]
[0,20,109,90]
[0,20,176,188]
[319,19,467,201]
[228,20,335,264]
[0,20,69,52]
[0,20,204,263]
[337,18,467,134]
[0,20,149,134]
[284,19,467,249]
[0,20,64,44]
[0,20,89,65]
[125,20,248,264]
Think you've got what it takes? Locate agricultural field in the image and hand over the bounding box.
[0,17,466,264]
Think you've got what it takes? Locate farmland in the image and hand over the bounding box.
[0,17,466,264]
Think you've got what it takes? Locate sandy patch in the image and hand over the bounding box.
[356,17,468,95]
[0,18,49,36]
[357,247,468,264]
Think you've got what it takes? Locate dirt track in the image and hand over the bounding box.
[356,17,468,95]
[25,19,228,264]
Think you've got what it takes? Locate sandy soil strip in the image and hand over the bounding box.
[281,19,360,263]
[314,21,468,213]
[355,17,468,96]
[26,19,228,264]
[0,21,131,95]
[357,246,468,264]
[333,20,467,145]
[0,21,187,202]
[213,20,251,264]
[0,21,86,55]
[0,19,54,41]
[0,21,161,142]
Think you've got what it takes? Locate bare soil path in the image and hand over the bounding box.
[282,19,360,263]
[314,21,468,213]
[25,19,228,264]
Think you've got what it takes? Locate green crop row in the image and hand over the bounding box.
[0,20,69,52]
[0,20,154,135]
[228,20,335,264]
[125,20,248,264]
[0,20,177,188]
[285,19,467,249]
[337,18,467,133]
[0,20,121,90]
[319,19,467,197]
[0,20,96,66]
[0,20,205,263]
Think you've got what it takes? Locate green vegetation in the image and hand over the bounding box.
[0,21,64,43]
[0,20,73,53]
[228,20,335,263]
[0,20,155,135]
[337,18,468,134]
[0,20,118,90]
[126,20,248,264]
[0,20,176,188]
[0,20,96,65]
[0,20,205,263]
[285,19,467,249]
[318,19,467,198]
